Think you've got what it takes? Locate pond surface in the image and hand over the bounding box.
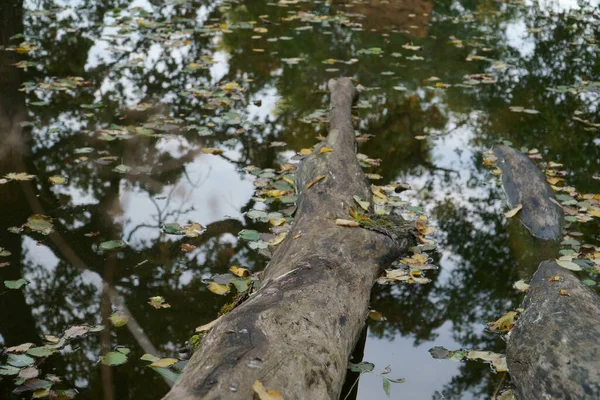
[1,0,599,399]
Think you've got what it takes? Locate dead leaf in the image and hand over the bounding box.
[335,219,360,227]
[504,204,523,218]
[253,380,284,400]
[513,280,530,292]
[148,296,171,309]
[180,243,196,252]
[558,289,571,296]
[201,148,224,155]
[488,311,517,332]
[305,175,325,190]
[6,343,34,353]
[208,282,229,295]
[230,266,249,277]
[319,147,333,154]
[196,316,222,332]
[150,358,179,368]
[5,172,35,181]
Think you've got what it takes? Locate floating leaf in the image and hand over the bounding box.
[12,378,52,394]
[230,266,249,277]
[18,367,39,380]
[555,259,582,271]
[64,325,90,339]
[163,223,182,234]
[109,312,129,327]
[150,358,179,368]
[24,214,54,235]
[4,172,35,181]
[48,176,66,184]
[504,204,522,218]
[7,343,34,353]
[99,240,127,250]
[27,347,56,357]
[239,229,260,241]
[181,223,203,238]
[149,366,180,382]
[0,365,20,376]
[140,354,160,363]
[349,361,375,373]
[513,280,531,292]
[201,148,223,155]
[100,351,128,366]
[208,282,230,295]
[4,279,27,289]
[148,296,170,309]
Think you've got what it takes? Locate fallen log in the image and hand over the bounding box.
[494,146,600,398]
[506,260,600,399]
[492,144,563,241]
[163,78,416,400]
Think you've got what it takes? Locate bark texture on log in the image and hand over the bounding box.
[507,261,600,399]
[163,78,415,400]
[493,145,563,241]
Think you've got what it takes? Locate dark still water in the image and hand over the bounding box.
[1,0,599,399]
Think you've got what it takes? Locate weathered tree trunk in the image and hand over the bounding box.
[507,260,600,399]
[163,78,415,400]
[492,144,563,241]
[494,145,600,399]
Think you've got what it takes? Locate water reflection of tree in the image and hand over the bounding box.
[1,0,598,398]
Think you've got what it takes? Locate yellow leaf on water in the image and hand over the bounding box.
[150,358,179,368]
[546,176,564,185]
[253,27,268,33]
[230,266,249,277]
[588,209,600,218]
[48,176,66,184]
[208,282,229,295]
[299,148,312,155]
[504,204,523,218]
[201,148,223,155]
[253,380,285,400]
[319,147,333,154]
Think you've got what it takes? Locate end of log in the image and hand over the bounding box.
[507,260,600,399]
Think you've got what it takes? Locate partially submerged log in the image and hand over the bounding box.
[506,260,600,399]
[492,144,563,241]
[494,146,600,398]
[163,78,415,399]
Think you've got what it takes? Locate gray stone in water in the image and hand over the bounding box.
[492,145,563,241]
